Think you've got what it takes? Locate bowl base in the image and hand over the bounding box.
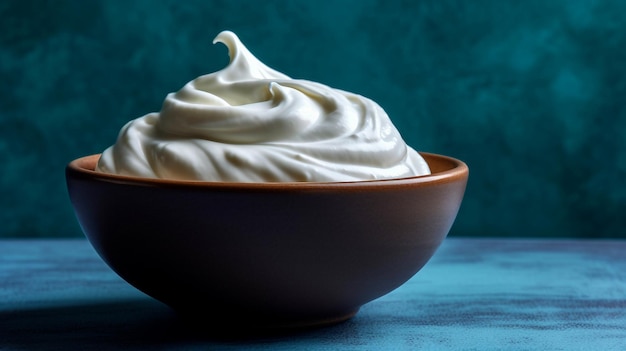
[175,307,359,338]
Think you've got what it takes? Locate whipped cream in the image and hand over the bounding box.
[96,31,430,182]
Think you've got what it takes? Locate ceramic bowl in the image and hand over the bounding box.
[66,152,468,329]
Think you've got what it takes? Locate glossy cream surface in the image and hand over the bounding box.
[96,31,430,182]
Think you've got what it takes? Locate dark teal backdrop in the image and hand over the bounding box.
[1,0,624,238]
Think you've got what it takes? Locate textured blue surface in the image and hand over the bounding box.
[1,0,626,238]
[1,238,625,350]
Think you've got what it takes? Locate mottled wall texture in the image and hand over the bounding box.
[1,0,625,238]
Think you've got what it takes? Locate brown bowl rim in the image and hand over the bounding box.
[67,152,468,191]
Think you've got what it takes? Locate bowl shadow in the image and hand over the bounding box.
[0,297,359,350]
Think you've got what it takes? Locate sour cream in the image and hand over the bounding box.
[96,31,430,182]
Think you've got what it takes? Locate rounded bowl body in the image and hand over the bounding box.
[66,153,468,328]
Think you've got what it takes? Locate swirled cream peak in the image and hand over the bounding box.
[96,31,430,182]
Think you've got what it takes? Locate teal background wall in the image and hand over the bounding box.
[1,0,624,238]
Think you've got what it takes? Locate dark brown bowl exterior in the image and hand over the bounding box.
[66,153,468,328]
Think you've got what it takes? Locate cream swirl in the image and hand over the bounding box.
[96,31,430,182]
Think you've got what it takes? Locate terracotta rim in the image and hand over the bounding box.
[67,152,468,190]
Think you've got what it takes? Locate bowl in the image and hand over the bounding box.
[66,152,468,330]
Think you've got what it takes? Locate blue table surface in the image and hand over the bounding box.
[1,237,625,350]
